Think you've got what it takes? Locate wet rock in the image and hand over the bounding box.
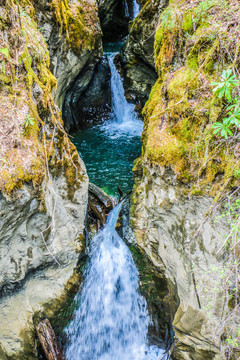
[97,0,130,41]
[63,55,112,130]
[0,168,88,359]
[119,0,168,107]
[131,160,229,359]
[79,55,111,109]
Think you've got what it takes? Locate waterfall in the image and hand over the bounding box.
[65,203,168,360]
[105,54,143,137]
[133,0,140,18]
[71,46,143,195]
[124,0,130,17]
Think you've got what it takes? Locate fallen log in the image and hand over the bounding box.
[89,182,114,209]
[36,318,66,360]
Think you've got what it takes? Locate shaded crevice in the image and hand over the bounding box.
[63,55,112,132]
[97,0,130,41]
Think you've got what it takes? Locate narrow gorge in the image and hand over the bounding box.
[0,1,239,360]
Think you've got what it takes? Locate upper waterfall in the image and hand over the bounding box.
[71,46,143,195]
[133,0,140,18]
[105,54,143,137]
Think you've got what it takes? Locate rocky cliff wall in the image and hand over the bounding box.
[130,0,240,358]
[0,0,101,357]
[119,0,168,108]
[32,0,103,131]
[132,161,229,359]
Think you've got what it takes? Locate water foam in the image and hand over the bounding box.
[101,54,143,138]
[65,203,169,360]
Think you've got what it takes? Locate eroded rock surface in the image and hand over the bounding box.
[0,168,88,359]
[131,161,229,359]
[0,1,96,358]
[33,0,103,131]
[63,54,111,129]
[119,0,168,106]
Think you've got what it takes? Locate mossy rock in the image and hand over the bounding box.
[142,0,240,196]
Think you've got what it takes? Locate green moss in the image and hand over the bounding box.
[0,74,11,84]
[51,0,101,55]
[168,67,199,100]
[182,11,193,33]
[0,0,93,195]
[142,0,240,196]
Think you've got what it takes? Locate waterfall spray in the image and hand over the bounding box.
[65,203,168,360]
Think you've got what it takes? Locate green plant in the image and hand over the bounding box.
[0,47,9,75]
[0,47,9,59]
[212,120,233,138]
[212,70,240,138]
[23,114,35,128]
[212,69,238,101]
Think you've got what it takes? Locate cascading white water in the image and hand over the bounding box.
[105,54,143,137]
[65,203,169,360]
[133,0,140,18]
[124,0,130,17]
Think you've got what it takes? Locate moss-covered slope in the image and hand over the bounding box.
[0,0,87,194]
[142,0,240,196]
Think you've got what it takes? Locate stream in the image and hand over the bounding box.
[65,12,169,359]
[65,203,169,360]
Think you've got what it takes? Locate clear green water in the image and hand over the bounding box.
[72,124,142,196]
[72,46,143,196]
[103,42,123,53]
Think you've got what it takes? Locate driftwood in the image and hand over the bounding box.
[88,183,115,227]
[36,318,66,360]
[89,182,114,209]
[89,200,106,224]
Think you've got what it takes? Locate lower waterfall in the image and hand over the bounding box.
[65,203,169,360]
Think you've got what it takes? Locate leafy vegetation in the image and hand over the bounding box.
[22,114,35,129]
[212,69,239,102]
[212,70,240,138]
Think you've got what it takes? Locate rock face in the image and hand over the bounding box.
[97,0,130,41]
[0,171,88,360]
[130,1,240,357]
[63,54,112,129]
[119,0,168,107]
[131,161,229,359]
[0,1,99,358]
[33,0,103,131]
